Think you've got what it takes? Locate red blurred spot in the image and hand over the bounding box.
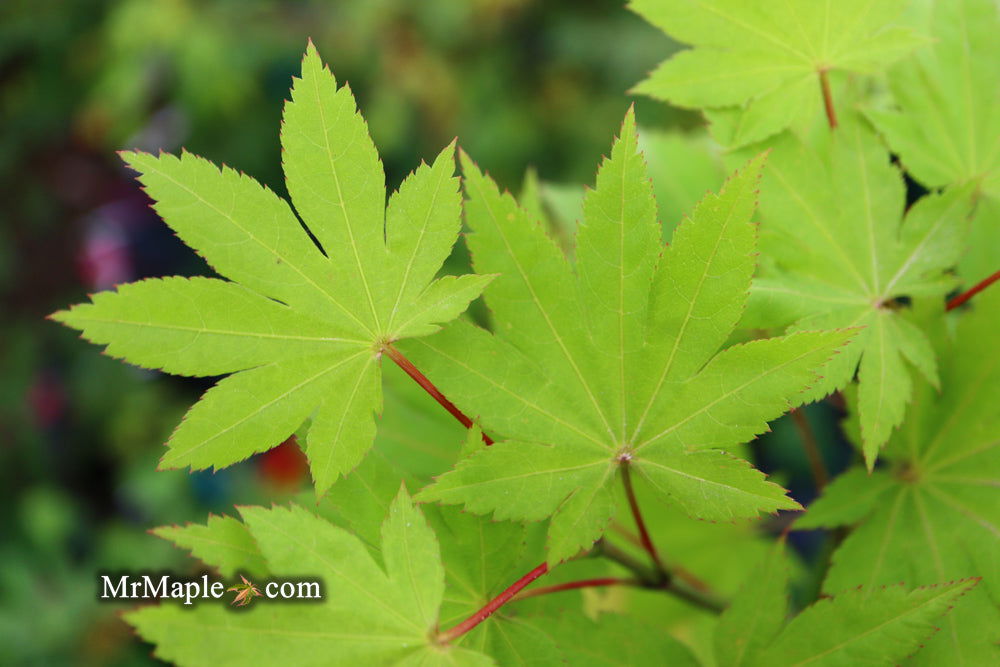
[257,436,308,488]
[28,370,67,427]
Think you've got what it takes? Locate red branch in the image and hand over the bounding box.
[791,409,828,491]
[620,460,666,576]
[437,562,549,643]
[819,69,838,129]
[384,345,493,446]
[947,269,1000,311]
[512,577,635,601]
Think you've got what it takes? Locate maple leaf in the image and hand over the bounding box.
[129,488,494,666]
[407,107,854,565]
[714,542,978,666]
[868,0,1000,204]
[866,0,1000,300]
[797,289,1000,662]
[227,576,262,607]
[550,613,700,665]
[51,42,491,493]
[743,118,974,467]
[153,515,268,579]
[140,453,571,664]
[630,0,925,147]
[311,450,565,661]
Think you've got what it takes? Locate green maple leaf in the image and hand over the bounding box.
[869,0,1000,203]
[712,541,789,666]
[407,108,853,565]
[713,542,978,666]
[866,0,1000,306]
[142,452,566,665]
[313,450,564,662]
[51,43,491,493]
[757,581,977,666]
[551,613,700,665]
[153,515,268,579]
[743,118,974,467]
[129,488,493,666]
[797,289,1000,663]
[630,0,925,147]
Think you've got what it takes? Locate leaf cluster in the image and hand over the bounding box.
[55,1,1000,662]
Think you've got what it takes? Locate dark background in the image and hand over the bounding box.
[0,1,842,663]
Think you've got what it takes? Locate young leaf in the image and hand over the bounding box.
[755,579,978,666]
[409,108,853,565]
[128,489,493,666]
[743,119,973,467]
[630,0,924,146]
[801,290,1000,661]
[869,0,1000,203]
[51,43,491,493]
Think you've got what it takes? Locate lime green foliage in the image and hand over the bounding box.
[552,614,701,665]
[757,580,977,666]
[630,0,924,147]
[520,128,725,246]
[130,489,492,666]
[409,109,851,565]
[48,7,1000,662]
[867,0,1000,305]
[798,291,1000,662]
[52,43,489,493]
[744,119,973,467]
[712,544,976,666]
[152,515,267,579]
[639,129,725,235]
[713,542,789,666]
[870,0,1000,202]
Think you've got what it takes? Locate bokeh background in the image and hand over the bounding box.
[1,1,849,663]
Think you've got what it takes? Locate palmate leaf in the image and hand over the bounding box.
[408,107,853,565]
[630,0,925,147]
[138,453,566,666]
[866,0,1000,300]
[311,451,565,663]
[743,118,974,467]
[129,489,493,666]
[713,542,977,666]
[51,43,491,493]
[868,0,1000,204]
[796,290,1000,663]
[152,515,268,579]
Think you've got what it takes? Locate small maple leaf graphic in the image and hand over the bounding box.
[227,575,262,607]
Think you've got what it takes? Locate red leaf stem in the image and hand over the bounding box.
[385,345,493,446]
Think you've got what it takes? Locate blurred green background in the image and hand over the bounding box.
[1,1,846,664]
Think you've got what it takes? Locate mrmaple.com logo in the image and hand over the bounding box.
[99,572,322,606]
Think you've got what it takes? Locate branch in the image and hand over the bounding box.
[619,459,665,573]
[609,519,644,549]
[946,269,1000,311]
[609,521,714,593]
[818,69,838,129]
[384,345,493,445]
[512,577,637,602]
[791,408,828,491]
[598,540,726,615]
[436,562,548,643]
